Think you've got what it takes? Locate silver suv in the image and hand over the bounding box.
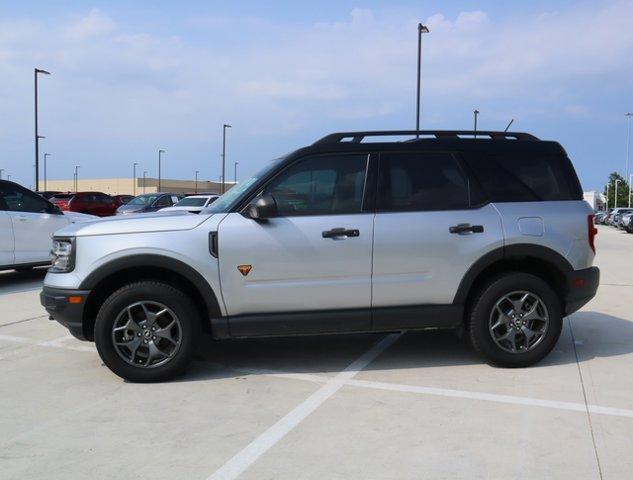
[41,130,600,382]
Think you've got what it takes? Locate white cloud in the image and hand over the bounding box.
[64,9,116,39]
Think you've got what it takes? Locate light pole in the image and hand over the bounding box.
[195,170,199,193]
[43,153,51,191]
[629,174,633,208]
[615,179,621,208]
[74,165,80,192]
[473,110,480,138]
[34,68,51,191]
[626,113,633,184]
[158,149,165,192]
[234,161,239,183]
[143,171,147,193]
[606,183,610,211]
[221,124,231,194]
[415,24,430,136]
[132,163,138,195]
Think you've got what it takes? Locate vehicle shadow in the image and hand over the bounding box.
[177,310,633,383]
[0,268,47,295]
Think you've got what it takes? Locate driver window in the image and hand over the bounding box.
[264,154,368,216]
[155,196,171,207]
[0,184,52,214]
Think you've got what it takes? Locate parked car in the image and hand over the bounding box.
[41,129,599,382]
[1,180,97,271]
[158,195,219,214]
[594,212,607,224]
[116,193,183,215]
[621,212,633,233]
[50,192,118,217]
[36,191,62,200]
[612,208,633,229]
[112,195,135,206]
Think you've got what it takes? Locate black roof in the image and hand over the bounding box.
[313,130,539,145]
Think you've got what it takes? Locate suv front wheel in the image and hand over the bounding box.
[94,281,200,382]
[468,273,563,367]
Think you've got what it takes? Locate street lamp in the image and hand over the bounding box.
[473,110,480,138]
[629,174,633,208]
[34,68,51,191]
[415,23,430,136]
[158,149,165,192]
[221,124,232,194]
[133,162,139,195]
[626,113,633,184]
[615,179,621,208]
[74,165,80,192]
[143,171,147,193]
[43,153,51,191]
[195,170,199,193]
[606,183,610,211]
[234,161,239,183]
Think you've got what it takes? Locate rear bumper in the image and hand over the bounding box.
[564,266,599,315]
[40,286,91,341]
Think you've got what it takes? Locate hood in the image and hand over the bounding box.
[117,204,149,214]
[54,210,212,237]
[62,211,99,223]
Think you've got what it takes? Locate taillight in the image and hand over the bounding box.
[588,215,598,253]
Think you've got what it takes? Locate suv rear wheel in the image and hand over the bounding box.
[468,273,563,367]
[94,281,200,382]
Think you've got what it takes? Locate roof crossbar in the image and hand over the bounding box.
[313,130,539,145]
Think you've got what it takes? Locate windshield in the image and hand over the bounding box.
[127,194,160,206]
[203,159,284,214]
[175,197,209,207]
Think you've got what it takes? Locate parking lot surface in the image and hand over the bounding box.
[1,225,632,479]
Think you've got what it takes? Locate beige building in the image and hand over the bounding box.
[44,177,236,196]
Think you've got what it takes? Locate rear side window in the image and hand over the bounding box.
[377,152,470,212]
[463,152,581,202]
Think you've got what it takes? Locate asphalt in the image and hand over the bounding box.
[1,225,632,479]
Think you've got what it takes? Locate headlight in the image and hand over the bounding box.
[50,238,75,273]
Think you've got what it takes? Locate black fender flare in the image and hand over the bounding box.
[453,244,573,305]
[79,254,222,318]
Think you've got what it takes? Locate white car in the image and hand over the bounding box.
[0,180,97,271]
[158,194,219,214]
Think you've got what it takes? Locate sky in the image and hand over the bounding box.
[1,0,632,191]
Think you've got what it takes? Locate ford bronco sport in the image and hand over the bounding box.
[41,130,599,382]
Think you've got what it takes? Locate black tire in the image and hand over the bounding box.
[94,281,201,382]
[468,272,563,368]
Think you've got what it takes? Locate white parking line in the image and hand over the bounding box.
[206,333,402,480]
[239,367,633,419]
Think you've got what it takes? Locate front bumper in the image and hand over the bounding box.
[40,286,91,341]
[564,266,600,315]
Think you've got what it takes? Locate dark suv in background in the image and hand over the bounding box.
[116,193,183,215]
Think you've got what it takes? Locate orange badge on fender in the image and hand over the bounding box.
[237,264,252,276]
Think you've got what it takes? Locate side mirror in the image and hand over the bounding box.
[244,194,278,220]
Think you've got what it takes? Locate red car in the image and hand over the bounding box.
[49,192,118,217]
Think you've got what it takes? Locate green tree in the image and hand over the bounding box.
[603,172,630,209]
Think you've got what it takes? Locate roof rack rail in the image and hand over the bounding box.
[313,130,539,145]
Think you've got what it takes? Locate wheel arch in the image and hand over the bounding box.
[80,254,222,341]
[454,244,573,312]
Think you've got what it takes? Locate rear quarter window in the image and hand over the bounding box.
[463,152,582,202]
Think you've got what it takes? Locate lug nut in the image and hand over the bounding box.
[152,336,156,340]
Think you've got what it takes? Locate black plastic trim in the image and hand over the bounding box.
[40,286,90,341]
[79,254,222,319]
[0,261,50,272]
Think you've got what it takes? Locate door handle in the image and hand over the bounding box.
[18,216,28,222]
[322,228,360,239]
[449,223,484,234]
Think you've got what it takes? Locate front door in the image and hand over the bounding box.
[0,208,14,267]
[371,151,503,322]
[217,153,374,336]
[0,183,69,264]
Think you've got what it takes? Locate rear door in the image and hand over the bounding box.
[0,183,69,264]
[371,151,503,320]
[217,153,374,335]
